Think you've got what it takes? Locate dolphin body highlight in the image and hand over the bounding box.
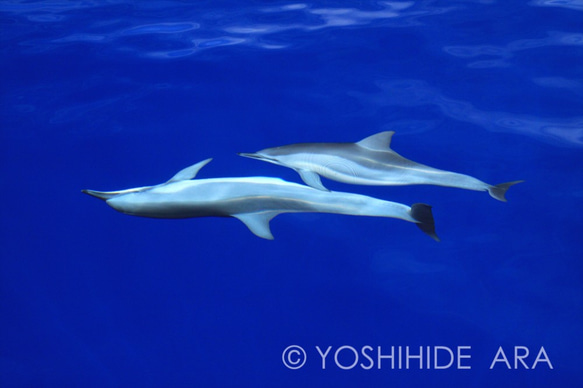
[239,131,522,202]
[82,159,438,241]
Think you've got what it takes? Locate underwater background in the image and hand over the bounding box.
[1,1,582,387]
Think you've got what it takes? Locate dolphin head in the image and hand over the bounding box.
[82,186,153,214]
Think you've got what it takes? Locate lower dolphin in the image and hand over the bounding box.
[239,131,523,202]
[82,159,439,241]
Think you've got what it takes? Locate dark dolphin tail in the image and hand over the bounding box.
[487,180,524,202]
[410,203,440,242]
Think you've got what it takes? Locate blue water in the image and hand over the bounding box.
[1,1,582,387]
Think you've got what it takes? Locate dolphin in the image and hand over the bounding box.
[82,158,439,241]
[239,131,523,202]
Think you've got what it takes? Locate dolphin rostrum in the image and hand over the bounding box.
[82,159,439,241]
[239,131,523,202]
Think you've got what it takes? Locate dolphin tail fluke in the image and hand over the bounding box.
[487,180,524,202]
[410,203,439,242]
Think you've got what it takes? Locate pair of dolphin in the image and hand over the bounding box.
[83,131,522,241]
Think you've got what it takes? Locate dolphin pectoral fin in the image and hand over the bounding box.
[234,212,280,240]
[410,203,440,242]
[487,180,524,202]
[167,158,213,183]
[356,131,395,151]
[297,169,329,191]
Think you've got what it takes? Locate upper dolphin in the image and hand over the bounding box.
[82,159,439,241]
[239,131,522,201]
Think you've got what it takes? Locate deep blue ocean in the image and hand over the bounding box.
[1,1,582,387]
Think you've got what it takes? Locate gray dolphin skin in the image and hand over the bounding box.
[239,131,523,201]
[82,159,439,241]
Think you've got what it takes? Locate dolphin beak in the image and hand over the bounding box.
[237,152,261,159]
[81,189,116,201]
[237,152,279,163]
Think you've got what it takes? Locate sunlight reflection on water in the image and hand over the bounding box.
[352,79,583,147]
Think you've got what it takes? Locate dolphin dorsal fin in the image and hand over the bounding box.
[234,211,280,240]
[167,158,213,183]
[356,131,395,151]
